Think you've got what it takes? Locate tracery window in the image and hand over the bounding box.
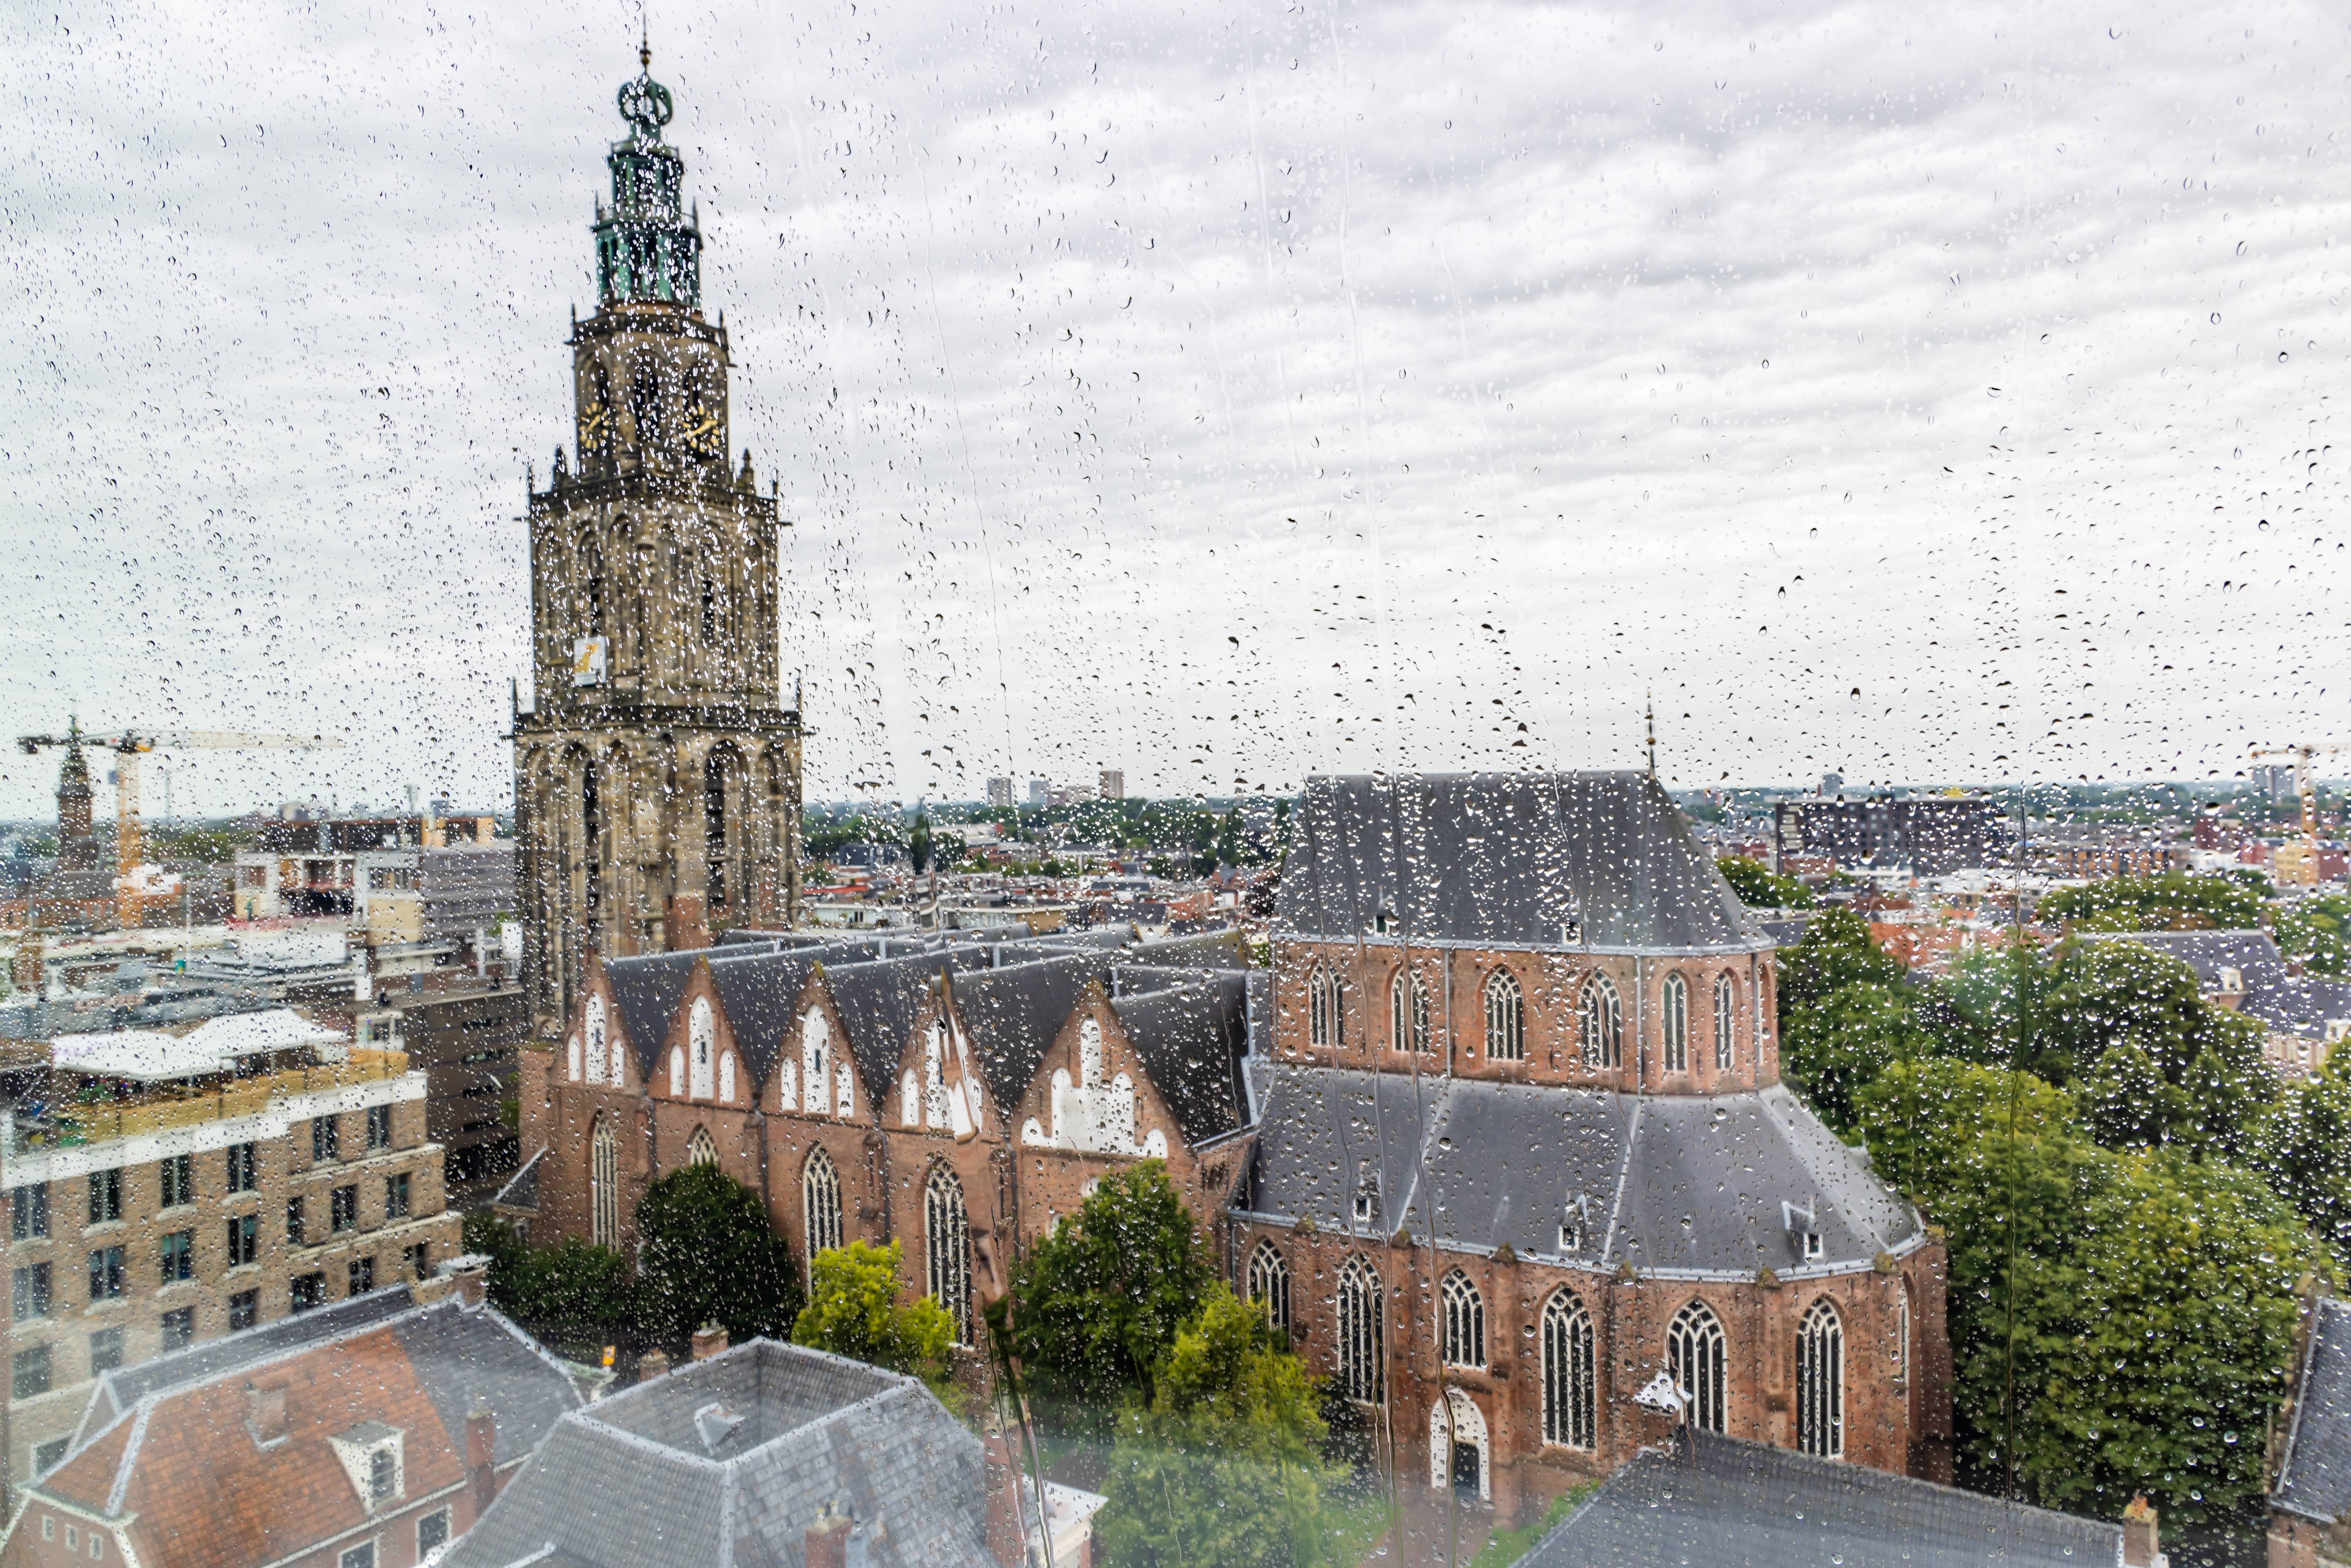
[1247,1240,1291,1333]
[589,1117,619,1249]
[804,1147,843,1263]
[924,1164,971,1344]
[1390,968,1430,1054]
[803,1012,831,1118]
[1439,1270,1485,1369]
[1308,966,1343,1050]
[685,1127,717,1167]
[1483,969,1524,1061]
[1798,1299,1845,1459]
[1579,975,1622,1069]
[1715,973,1736,1071]
[1663,972,1689,1073]
[689,997,714,1099]
[1668,1299,1728,1434]
[1335,1256,1384,1404]
[1541,1290,1596,1450]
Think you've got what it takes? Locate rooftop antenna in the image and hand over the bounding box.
[1644,691,1658,778]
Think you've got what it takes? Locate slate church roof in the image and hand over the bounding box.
[441,1339,992,1568]
[1241,1065,1924,1278]
[1513,1430,2121,1568]
[2275,1297,2351,1526]
[1277,772,1756,951]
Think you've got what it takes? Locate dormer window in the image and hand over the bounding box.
[1801,1230,1824,1261]
[1783,1197,1822,1262]
[328,1423,404,1512]
[2219,966,2244,994]
[1353,1169,1380,1226]
[1558,1220,1584,1253]
[369,1448,396,1504]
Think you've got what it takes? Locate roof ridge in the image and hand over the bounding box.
[104,1398,154,1516]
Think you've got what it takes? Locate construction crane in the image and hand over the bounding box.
[17,724,344,927]
[2250,743,2349,885]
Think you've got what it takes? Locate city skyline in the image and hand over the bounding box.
[5,0,2348,821]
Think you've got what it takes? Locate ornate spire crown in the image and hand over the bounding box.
[594,46,701,309]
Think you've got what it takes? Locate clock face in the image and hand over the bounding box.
[682,397,724,460]
[577,397,611,453]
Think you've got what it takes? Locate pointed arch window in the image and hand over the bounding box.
[1668,1300,1728,1434]
[1335,1257,1384,1404]
[689,997,715,1100]
[802,1012,831,1118]
[718,1051,737,1103]
[589,1117,619,1250]
[1247,1241,1291,1333]
[1308,967,1343,1051]
[804,1147,843,1264]
[580,759,602,917]
[1439,1270,1486,1370]
[1541,1291,1596,1450]
[704,750,733,911]
[1483,969,1524,1061]
[1798,1300,1845,1459]
[1390,969,1430,1054]
[924,1165,971,1344]
[1579,975,1622,1069]
[1663,972,1689,1073]
[1714,973,1737,1071]
[585,994,608,1086]
[685,1127,717,1167]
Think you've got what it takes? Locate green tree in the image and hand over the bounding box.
[1715,855,1814,909]
[1780,981,1927,1131]
[2277,893,2351,975]
[634,1162,803,1347]
[909,811,935,874]
[1010,1160,1213,1418]
[466,1211,647,1358]
[2253,1051,2351,1249]
[791,1239,957,1388]
[1095,1289,1345,1568]
[1775,908,1904,1015]
[2039,872,2269,933]
[2038,940,2272,1154]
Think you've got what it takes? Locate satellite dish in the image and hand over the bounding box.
[1632,1371,1689,1416]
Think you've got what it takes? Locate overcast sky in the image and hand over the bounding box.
[4,0,2347,820]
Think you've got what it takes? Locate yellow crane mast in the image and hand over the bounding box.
[2250,743,2348,886]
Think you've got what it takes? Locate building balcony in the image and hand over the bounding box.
[7,1049,412,1156]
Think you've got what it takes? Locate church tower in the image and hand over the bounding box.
[513,50,804,1038]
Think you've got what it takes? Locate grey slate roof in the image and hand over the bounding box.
[953,952,1109,1109]
[821,947,981,1104]
[1514,1430,2120,1568]
[606,950,704,1080]
[1242,1065,1921,1276]
[707,946,823,1093]
[1111,972,1250,1147]
[1277,773,1757,951]
[2276,1297,2351,1524]
[2098,929,2351,1040]
[442,1339,991,1568]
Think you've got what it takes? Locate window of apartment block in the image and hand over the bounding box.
[88,1327,123,1374]
[226,1142,258,1193]
[292,1272,326,1312]
[349,1255,376,1296]
[313,1115,341,1163]
[227,1214,259,1266]
[11,1183,49,1240]
[287,1196,306,1244]
[157,1153,194,1209]
[229,1289,259,1330]
[159,1230,195,1283]
[13,1263,52,1322]
[13,1344,51,1399]
[88,1169,122,1225]
[331,1185,359,1233]
[417,1509,451,1555]
[159,1306,195,1352]
[385,1172,411,1219]
[88,1246,125,1301]
[367,1104,393,1149]
[403,1242,430,1280]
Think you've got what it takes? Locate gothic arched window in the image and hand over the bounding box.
[1483,969,1524,1061]
[1390,968,1430,1054]
[584,993,608,1085]
[686,1127,717,1167]
[1798,1299,1845,1459]
[1247,1241,1291,1333]
[589,1116,619,1249]
[689,997,715,1100]
[718,1050,737,1103]
[924,1165,971,1345]
[1663,972,1690,1073]
[804,1147,843,1263]
[1668,1300,1729,1434]
[1541,1290,1596,1450]
[1440,1270,1486,1370]
[1579,975,1622,1069]
[802,1012,831,1118]
[1715,973,1737,1071]
[704,750,734,911]
[579,759,602,917]
[1308,966,1343,1051]
[1335,1257,1384,1404]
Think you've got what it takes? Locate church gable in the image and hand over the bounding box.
[1012,984,1178,1163]
[561,963,634,1090]
[766,969,867,1123]
[649,960,752,1110]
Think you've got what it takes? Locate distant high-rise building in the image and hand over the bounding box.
[1099,769,1125,801]
[2253,765,2297,804]
[1820,773,1844,797]
[986,778,1013,809]
[1027,779,1050,806]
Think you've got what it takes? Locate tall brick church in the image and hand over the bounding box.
[512,51,804,1042]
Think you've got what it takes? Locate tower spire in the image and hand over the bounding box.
[596,50,701,309]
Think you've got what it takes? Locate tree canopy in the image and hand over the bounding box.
[1715,855,1815,909]
[2038,871,2269,933]
[791,1238,957,1390]
[634,1162,803,1347]
[463,1211,643,1359]
[2277,893,2351,976]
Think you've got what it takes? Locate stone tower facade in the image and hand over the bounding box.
[513,54,804,1039]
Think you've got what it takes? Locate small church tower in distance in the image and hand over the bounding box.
[513,47,804,1040]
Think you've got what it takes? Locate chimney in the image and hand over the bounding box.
[244,1381,289,1446]
[982,1424,1026,1568]
[442,1253,490,1310]
[466,1397,496,1517]
[804,1502,851,1568]
[691,1322,729,1362]
[2121,1495,2159,1568]
[637,1347,670,1383]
